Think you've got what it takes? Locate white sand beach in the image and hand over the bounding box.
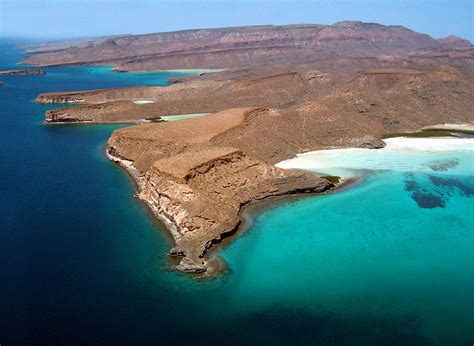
[276,137,474,178]
[133,100,156,104]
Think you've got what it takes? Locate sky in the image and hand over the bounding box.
[0,0,472,41]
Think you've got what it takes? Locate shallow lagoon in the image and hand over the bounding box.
[222,137,474,345]
[1,39,473,345]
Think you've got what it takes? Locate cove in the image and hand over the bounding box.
[219,137,474,345]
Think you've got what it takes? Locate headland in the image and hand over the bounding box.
[0,69,45,76]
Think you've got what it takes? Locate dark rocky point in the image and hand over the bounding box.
[0,69,46,76]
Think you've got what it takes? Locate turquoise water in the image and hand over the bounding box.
[1,38,473,345]
[223,141,474,345]
[276,137,474,179]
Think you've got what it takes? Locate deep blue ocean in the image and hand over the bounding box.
[1,38,473,345]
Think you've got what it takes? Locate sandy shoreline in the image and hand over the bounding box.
[277,136,474,179]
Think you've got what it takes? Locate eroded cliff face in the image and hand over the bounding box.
[137,148,332,273]
[37,94,85,104]
[107,109,333,273]
[45,101,160,123]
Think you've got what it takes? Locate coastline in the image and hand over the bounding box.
[212,174,363,266]
[33,47,473,276]
[105,132,473,276]
[153,68,225,74]
[106,147,181,245]
[105,148,141,182]
[7,23,474,344]
[112,67,226,74]
[104,142,362,276]
[276,136,474,179]
[43,113,211,125]
[45,119,151,125]
[105,145,338,276]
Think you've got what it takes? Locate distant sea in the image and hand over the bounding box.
[1,38,473,345]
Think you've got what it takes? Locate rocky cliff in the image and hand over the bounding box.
[45,101,161,123]
[107,108,333,273]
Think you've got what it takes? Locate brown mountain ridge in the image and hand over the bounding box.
[23,21,470,69]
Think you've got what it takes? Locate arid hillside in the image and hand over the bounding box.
[23,21,470,69]
[39,65,474,135]
[103,63,473,273]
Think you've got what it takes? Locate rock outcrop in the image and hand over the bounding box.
[45,101,161,123]
[0,69,45,75]
[139,147,332,272]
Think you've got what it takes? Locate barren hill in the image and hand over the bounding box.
[23,21,457,69]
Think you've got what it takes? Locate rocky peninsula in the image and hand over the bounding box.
[108,108,334,272]
[30,22,474,274]
[0,69,45,76]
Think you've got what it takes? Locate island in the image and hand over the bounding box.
[30,22,474,274]
[0,69,46,76]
